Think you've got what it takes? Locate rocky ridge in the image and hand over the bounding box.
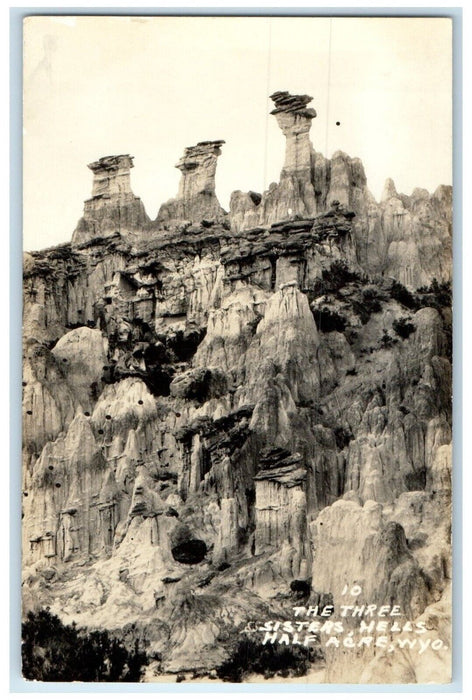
[22,92,452,684]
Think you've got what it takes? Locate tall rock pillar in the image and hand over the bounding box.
[230,92,318,231]
[157,140,227,225]
[266,92,318,220]
[72,155,150,245]
[270,91,316,184]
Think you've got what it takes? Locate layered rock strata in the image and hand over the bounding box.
[23,209,452,683]
[229,92,452,290]
[157,141,227,225]
[72,155,151,245]
[230,92,319,228]
[254,448,310,579]
[22,92,452,683]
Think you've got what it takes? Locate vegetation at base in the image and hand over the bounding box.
[216,634,322,683]
[22,609,149,682]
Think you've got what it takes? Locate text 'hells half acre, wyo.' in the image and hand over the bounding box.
[22,90,452,684]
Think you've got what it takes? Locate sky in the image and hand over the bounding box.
[23,16,453,251]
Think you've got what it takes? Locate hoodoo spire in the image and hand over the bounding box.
[157,140,226,225]
[72,154,150,244]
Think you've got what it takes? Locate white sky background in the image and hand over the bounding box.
[23,16,452,251]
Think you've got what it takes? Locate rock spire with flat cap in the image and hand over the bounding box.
[72,155,150,245]
[157,140,227,225]
[230,91,320,230]
[270,91,317,177]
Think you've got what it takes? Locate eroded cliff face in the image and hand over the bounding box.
[22,91,452,684]
[229,93,452,291]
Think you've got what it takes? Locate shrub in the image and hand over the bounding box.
[389,280,418,310]
[417,278,452,309]
[392,317,416,339]
[216,634,320,683]
[351,287,384,324]
[324,260,360,289]
[22,609,148,682]
[290,579,311,599]
[380,332,396,349]
[313,261,360,295]
[361,287,383,313]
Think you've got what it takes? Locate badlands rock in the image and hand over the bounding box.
[230,92,318,228]
[22,90,452,683]
[229,92,451,290]
[157,141,227,225]
[51,327,108,413]
[72,155,151,244]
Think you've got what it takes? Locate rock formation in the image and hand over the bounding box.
[72,155,151,245]
[230,92,452,291]
[22,91,452,684]
[355,181,452,289]
[157,140,227,225]
[267,92,318,220]
[230,92,319,229]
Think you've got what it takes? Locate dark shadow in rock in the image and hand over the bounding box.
[313,308,347,333]
[171,539,207,565]
[144,366,174,397]
[170,522,207,564]
[290,579,311,599]
[248,191,262,206]
[159,328,206,363]
[405,468,427,491]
